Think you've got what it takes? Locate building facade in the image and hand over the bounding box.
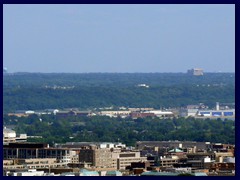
[3,142,71,164]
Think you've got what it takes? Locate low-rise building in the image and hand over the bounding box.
[56,110,91,118]
[136,141,211,152]
[3,142,71,164]
[209,162,235,175]
[112,150,147,170]
[3,127,27,144]
[99,111,131,118]
[3,158,67,170]
[159,155,179,167]
[5,169,46,176]
[130,112,156,119]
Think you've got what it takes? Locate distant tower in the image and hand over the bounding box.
[187,68,203,76]
[216,102,220,111]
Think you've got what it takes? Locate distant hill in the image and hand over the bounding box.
[3,73,235,113]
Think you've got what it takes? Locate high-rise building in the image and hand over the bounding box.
[79,143,147,170]
[187,68,203,76]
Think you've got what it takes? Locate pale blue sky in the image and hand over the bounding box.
[3,4,235,73]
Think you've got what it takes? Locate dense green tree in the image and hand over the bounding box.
[3,73,234,113]
[3,115,235,146]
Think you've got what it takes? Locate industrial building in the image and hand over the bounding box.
[180,102,235,119]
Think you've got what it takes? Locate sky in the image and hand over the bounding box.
[3,4,235,73]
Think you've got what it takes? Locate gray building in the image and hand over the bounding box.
[136,141,211,152]
[3,142,71,164]
[187,68,203,76]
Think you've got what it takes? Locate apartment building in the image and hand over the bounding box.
[79,145,113,168]
[79,143,147,170]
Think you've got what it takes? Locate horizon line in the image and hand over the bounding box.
[4,71,235,74]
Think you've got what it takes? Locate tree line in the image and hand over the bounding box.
[3,114,235,146]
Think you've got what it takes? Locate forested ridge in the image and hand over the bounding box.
[3,73,235,113]
[3,73,235,145]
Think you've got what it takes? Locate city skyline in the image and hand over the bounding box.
[3,4,235,73]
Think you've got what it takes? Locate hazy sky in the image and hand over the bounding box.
[3,4,235,73]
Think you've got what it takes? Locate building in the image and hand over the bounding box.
[211,143,235,156]
[112,150,147,170]
[79,145,113,168]
[78,143,147,170]
[56,110,91,118]
[141,171,180,176]
[180,108,199,117]
[148,110,174,118]
[187,68,204,76]
[79,169,99,176]
[99,111,131,118]
[105,170,123,176]
[3,142,71,164]
[127,161,151,171]
[196,109,235,119]
[159,156,179,167]
[3,158,67,170]
[136,141,211,152]
[128,108,154,112]
[130,112,156,119]
[180,102,235,119]
[209,163,235,175]
[3,127,27,144]
[186,152,214,170]
[137,84,149,88]
[5,169,46,176]
[140,146,159,157]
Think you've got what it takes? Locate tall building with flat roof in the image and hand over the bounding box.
[79,144,147,170]
[187,68,203,76]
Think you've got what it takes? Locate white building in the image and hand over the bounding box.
[148,110,174,117]
[3,127,27,144]
[6,169,45,176]
[3,127,16,139]
[137,84,149,88]
[99,111,131,118]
